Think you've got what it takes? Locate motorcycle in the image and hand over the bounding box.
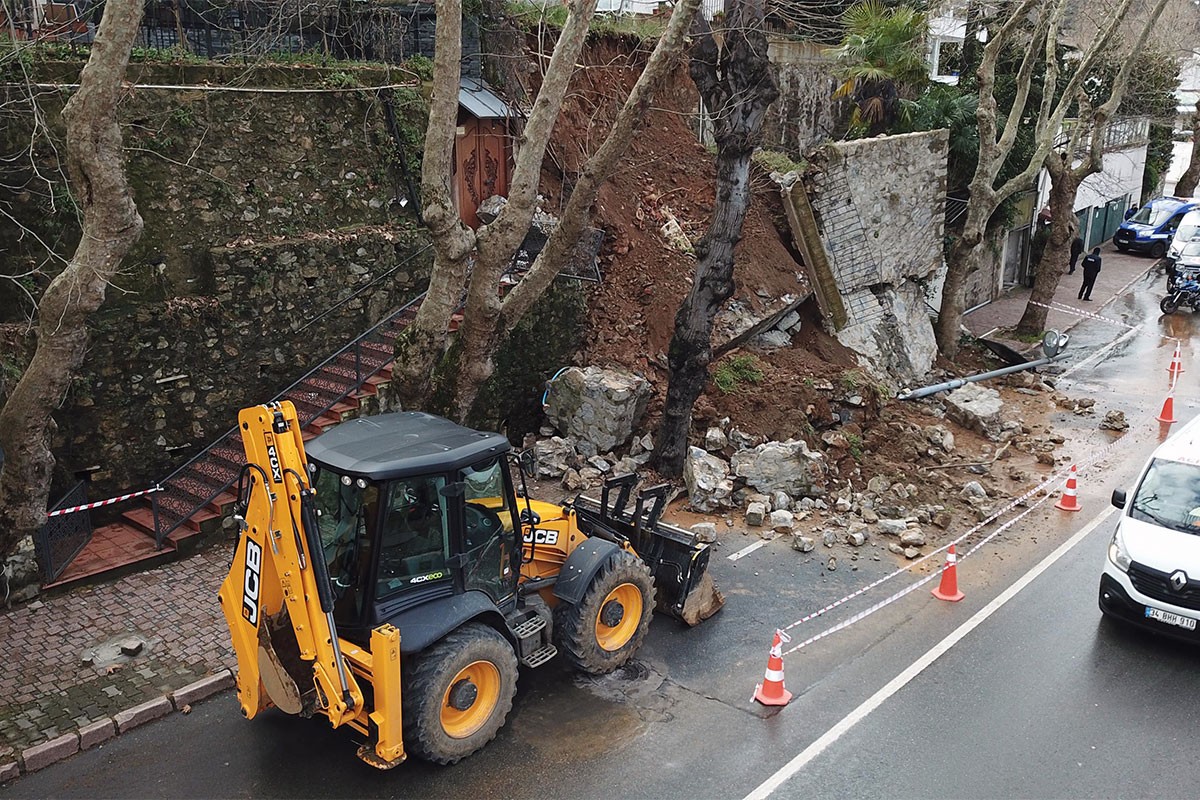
[1160,276,1200,314]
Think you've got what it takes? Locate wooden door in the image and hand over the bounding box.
[454,118,510,228]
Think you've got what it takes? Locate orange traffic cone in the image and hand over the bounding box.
[1168,343,1185,377]
[931,543,965,602]
[753,630,793,707]
[1157,391,1178,424]
[1055,464,1082,512]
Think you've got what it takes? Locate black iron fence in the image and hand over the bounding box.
[133,0,438,64]
[34,481,91,583]
[4,0,439,64]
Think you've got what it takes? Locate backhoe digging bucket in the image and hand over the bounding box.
[572,475,724,626]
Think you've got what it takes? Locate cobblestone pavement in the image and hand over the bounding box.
[0,543,235,769]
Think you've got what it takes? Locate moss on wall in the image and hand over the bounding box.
[0,58,432,496]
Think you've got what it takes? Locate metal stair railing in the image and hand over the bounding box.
[151,290,427,547]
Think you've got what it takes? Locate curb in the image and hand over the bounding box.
[1,669,234,782]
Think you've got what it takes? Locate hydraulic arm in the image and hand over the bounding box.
[217,401,405,768]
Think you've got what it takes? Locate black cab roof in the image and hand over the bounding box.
[304,412,510,480]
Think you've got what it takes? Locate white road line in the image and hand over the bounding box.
[729,540,768,561]
[742,505,1117,800]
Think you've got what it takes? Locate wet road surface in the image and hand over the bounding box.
[9,261,1200,798]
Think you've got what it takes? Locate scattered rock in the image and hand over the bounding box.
[960,481,988,500]
[847,529,868,547]
[544,366,652,452]
[731,439,827,498]
[899,530,926,547]
[867,476,891,495]
[822,529,837,547]
[903,547,922,559]
[888,542,905,555]
[1099,410,1129,431]
[791,534,816,553]
[860,507,879,524]
[944,383,1004,440]
[746,502,767,527]
[684,447,733,512]
[690,522,718,544]
[769,509,795,532]
[931,510,951,529]
[772,491,793,512]
[826,556,838,571]
[878,518,908,535]
[705,427,728,452]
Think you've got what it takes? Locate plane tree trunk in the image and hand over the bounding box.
[653,0,779,477]
[0,0,145,562]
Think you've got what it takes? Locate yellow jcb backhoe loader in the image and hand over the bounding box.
[218,401,723,767]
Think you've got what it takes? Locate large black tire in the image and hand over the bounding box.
[1151,241,1168,259]
[1161,294,1181,314]
[401,623,518,765]
[554,551,655,675]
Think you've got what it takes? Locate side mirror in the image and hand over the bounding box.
[517,448,538,479]
[1111,489,1126,509]
[440,482,466,498]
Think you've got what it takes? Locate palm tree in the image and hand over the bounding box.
[829,1,929,136]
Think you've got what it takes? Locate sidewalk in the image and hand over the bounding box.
[0,242,1164,784]
[963,242,1159,344]
[0,543,236,781]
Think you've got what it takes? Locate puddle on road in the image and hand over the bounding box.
[509,661,673,757]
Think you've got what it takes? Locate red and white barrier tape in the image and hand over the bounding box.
[47,485,164,517]
[777,412,1147,657]
[1027,299,1140,333]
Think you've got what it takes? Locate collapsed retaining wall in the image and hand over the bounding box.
[778,130,949,386]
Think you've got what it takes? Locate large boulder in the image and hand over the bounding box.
[544,366,652,455]
[731,439,827,498]
[684,446,733,512]
[944,383,1004,440]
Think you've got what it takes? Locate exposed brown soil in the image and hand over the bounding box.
[532,39,1064,545]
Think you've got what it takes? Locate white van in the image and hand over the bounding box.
[1100,414,1200,639]
[1167,209,1200,261]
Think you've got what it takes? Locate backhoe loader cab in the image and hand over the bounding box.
[219,403,722,768]
[306,412,526,642]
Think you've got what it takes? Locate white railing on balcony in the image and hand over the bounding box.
[1058,116,1150,156]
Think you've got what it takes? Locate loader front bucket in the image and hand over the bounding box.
[572,475,724,626]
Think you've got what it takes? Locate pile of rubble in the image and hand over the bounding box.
[531,365,1083,565]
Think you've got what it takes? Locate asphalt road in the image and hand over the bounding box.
[10,260,1200,799]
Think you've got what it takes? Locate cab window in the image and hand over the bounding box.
[376,475,449,596]
[461,457,517,601]
[313,470,378,620]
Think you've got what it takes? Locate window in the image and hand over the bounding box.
[461,458,517,601]
[313,470,378,620]
[376,475,449,596]
[1130,458,1200,534]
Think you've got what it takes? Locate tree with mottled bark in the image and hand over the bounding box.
[1175,102,1200,198]
[934,0,1149,358]
[653,0,779,477]
[0,0,145,562]
[1015,6,1172,338]
[394,0,701,420]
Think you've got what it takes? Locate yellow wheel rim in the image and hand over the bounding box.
[595,583,643,652]
[441,660,501,739]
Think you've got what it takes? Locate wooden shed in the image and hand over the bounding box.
[455,78,515,229]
